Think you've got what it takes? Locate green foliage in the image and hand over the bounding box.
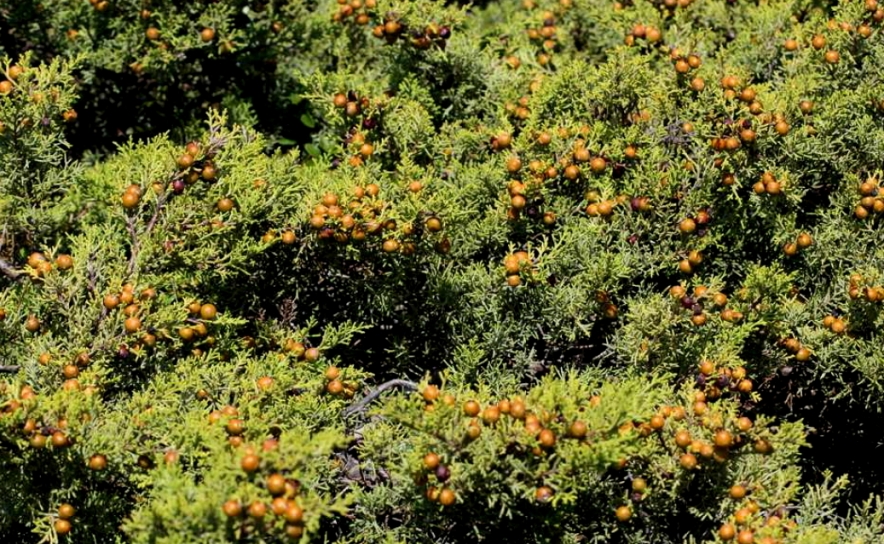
[2,0,884,543]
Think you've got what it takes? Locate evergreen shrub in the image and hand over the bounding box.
[2,0,884,542]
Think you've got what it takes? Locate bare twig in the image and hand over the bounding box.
[126,192,169,277]
[0,365,21,373]
[0,257,23,280]
[125,214,140,277]
[144,193,168,234]
[343,379,418,417]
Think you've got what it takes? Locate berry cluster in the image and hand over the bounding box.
[177,300,220,357]
[222,446,308,541]
[623,24,663,47]
[854,177,884,219]
[847,273,884,303]
[25,251,73,278]
[524,10,562,67]
[306,186,446,255]
[371,15,451,50]
[0,64,76,132]
[332,0,378,26]
[782,233,813,256]
[752,172,784,197]
[401,378,784,534]
[502,250,538,287]
[669,284,744,327]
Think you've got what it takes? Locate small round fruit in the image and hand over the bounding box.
[535,485,554,502]
[226,418,245,435]
[177,154,194,169]
[797,233,813,248]
[30,434,47,448]
[121,192,140,209]
[54,519,72,535]
[719,523,736,541]
[615,505,632,522]
[463,400,480,417]
[55,254,73,270]
[284,504,304,523]
[271,497,288,516]
[89,454,108,471]
[438,488,456,506]
[495,132,512,149]
[569,420,587,438]
[51,431,69,448]
[714,430,733,448]
[423,452,440,470]
[304,347,320,362]
[199,303,217,320]
[124,316,142,333]
[248,501,267,519]
[223,500,242,517]
[699,360,715,375]
[58,503,75,519]
[267,473,287,496]
[241,454,260,473]
[326,379,344,395]
[25,315,41,333]
[675,430,692,448]
[679,218,696,234]
[482,406,500,425]
[680,453,698,469]
[422,385,440,401]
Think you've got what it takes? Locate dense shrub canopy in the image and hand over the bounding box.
[1,0,884,543]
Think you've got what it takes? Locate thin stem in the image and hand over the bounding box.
[343,379,418,417]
